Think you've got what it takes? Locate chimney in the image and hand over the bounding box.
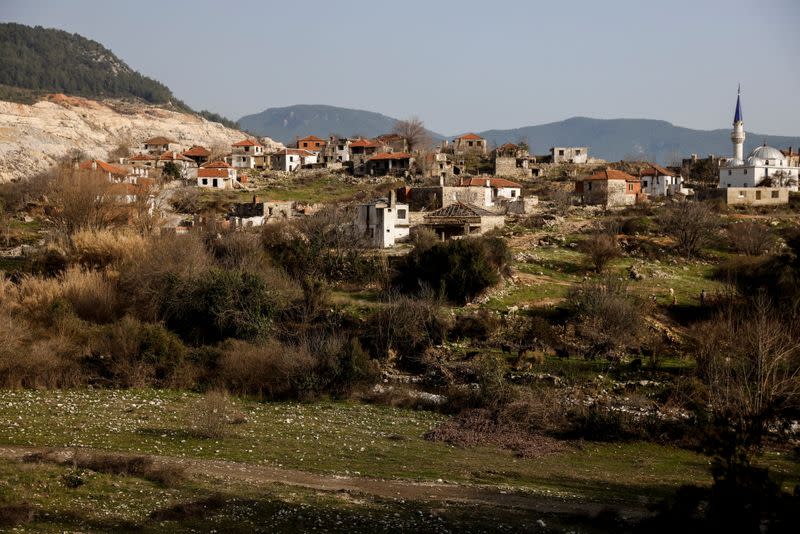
[485,178,491,188]
[389,189,397,208]
[253,195,261,205]
[439,175,444,187]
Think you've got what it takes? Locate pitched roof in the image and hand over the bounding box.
[159,151,191,161]
[182,145,211,157]
[498,143,518,150]
[198,168,233,178]
[456,133,483,140]
[297,135,325,142]
[459,176,522,188]
[276,148,316,156]
[581,168,638,182]
[638,163,676,177]
[144,136,176,145]
[201,160,231,168]
[425,202,496,218]
[129,153,158,161]
[349,138,379,148]
[78,159,128,176]
[368,152,412,161]
[233,139,263,147]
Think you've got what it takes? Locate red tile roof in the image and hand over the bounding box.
[201,160,231,168]
[368,152,412,161]
[182,145,211,157]
[78,159,128,176]
[276,148,316,156]
[198,168,232,178]
[638,163,676,177]
[129,153,158,161]
[144,136,176,145]
[581,168,638,182]
[349,138,379,148]
[297,135,325,142]
[498,143,518,150]
[233,139,263,147]
[459,176,522,188]
[159,151,191,161]
[456,133,483,140]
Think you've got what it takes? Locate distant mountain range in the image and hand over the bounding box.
[238,104,444,144]
[239,105,800,164]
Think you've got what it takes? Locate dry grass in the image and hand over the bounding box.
[191,390,236,439]
[71,229,146,269]
[60,267,120,323]
[218,339,315,399]
[71,451,185,487]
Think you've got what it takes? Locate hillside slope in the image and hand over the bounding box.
[238,104,444,143]
[478,117,800,164]
[0,94,259,182]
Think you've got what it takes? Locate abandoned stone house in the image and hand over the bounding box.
[551,146,589,164]
[228,197,296,227]
[141,136,182,155]
[453,133,487,156]
[320,137,351,164]
[296,135,327,152]
[422,202,505,240]
[375,134,409,153]
[493,143,533,178]
[575,168,641,207]
[355,191,410,248]
[365,152,413,176]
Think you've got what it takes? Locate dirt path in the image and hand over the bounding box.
[0,444,648,519]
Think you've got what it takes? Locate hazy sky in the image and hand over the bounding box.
[2,0,799,135]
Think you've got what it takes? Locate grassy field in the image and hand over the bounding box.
[1,390,797,502]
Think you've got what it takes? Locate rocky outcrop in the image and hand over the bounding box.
[0,94,282,182]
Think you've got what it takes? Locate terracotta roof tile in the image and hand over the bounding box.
[198,168,232,178]
[349,138,379,148]
[232,139,263,147]
[456,133,483,140]
[459,176,522,188]
[144,136,176,145]
[201,160,231,168]
[581,168,638,182]
[638,163,676,177]
[183,146,211,157]
[368,152,412,161]
[78,159,128,176]
[297,135,325,142]
[425,202,496,218]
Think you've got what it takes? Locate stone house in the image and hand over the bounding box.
[128,153,159,169]
[78,159,133,183]
[320,136,351,164]
[494,143,532,178]
[197,161,238,189]
[296,135,328,152]
[453,133,487,156]
[551,147,589,164]
[141,136,182,155]
[422,202,505,240]
[638,163,684,197]
[365,152,413,176]
[423,152,455,179]
[458,176,523,205]
[375,134,409,153]
[355,191,410,248]
[182,145,211,166]
[575,168,641,207]
[228,196,296,227]
[271,148,318,172]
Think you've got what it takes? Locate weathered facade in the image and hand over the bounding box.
[365,152,413,176]
[551,146,589,164]
[575,168,641,207]
[453,133,487,156]
[355,191,410,248]
[422,202,505,239]
[724,187,788,206]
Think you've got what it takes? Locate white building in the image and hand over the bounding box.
[639,163,685,197]
[229,139,265,169]
[355,191,410,248]
[458,176,523,207]
[197,161,237,190]
[718,88,800,191]
[271,149,318,172]
[551,147,589,164]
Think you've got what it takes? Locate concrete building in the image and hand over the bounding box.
[320,136,351,164]
[551,147,589,164]
[271,148,318,172]
[576,168,641,207]
[724,187,789,206]
[453,133,487,156]
[422,202,505,240]
[355,191,410,248]
[197,161,237,189]
[718,88,800,191]
[230,139,267,170]
[141,136,182,155]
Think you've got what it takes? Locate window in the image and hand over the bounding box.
[738,191,744,198]
[588,182,592,190]
[202,178,208,185]
[397,209,407,219]
[744,169,748,174]
[212,179,218,187]
[576,149,581,154]
[771,190,779,199]
[468,141,473,147]
[728,170,732,176]
[558,149,565,156]
[643,181,648,188]
[756,191,762,200]
[511,190,516,197]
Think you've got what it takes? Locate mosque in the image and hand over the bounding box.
[719,87,799,191]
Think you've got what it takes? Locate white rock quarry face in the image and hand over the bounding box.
[0,95,284,182]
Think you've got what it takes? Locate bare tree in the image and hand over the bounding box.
[393,116,429,152]
[48,164,122,235]
[660,200,718,258]
[130,180,164,235]
[695,297,800,469]
[581,230,620,272]
[727,221,777,256]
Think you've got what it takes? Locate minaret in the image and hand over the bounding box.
[731,85,745,162]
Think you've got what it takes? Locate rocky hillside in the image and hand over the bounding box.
[0,94,282,182]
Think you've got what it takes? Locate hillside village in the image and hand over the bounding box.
[1,17,800,534]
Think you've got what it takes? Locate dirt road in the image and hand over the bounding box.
[0,444,648,520]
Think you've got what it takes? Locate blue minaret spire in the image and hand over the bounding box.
[734,84,742,123]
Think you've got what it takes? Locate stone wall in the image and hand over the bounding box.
[494,156,532,178]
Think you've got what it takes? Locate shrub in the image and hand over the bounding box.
[218,339,314,399]
[191,390,235,439]
[450,309,499,340]
[366,295,450,371]
[580,232,620,272]
[60,267,121,324]
[568,276,644,352]
[0,502,34,527]
[71,229,146,269]
[660,201,718,258]
[473,353,514,408]
[72,451,185,487]
[393,236,510,304]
